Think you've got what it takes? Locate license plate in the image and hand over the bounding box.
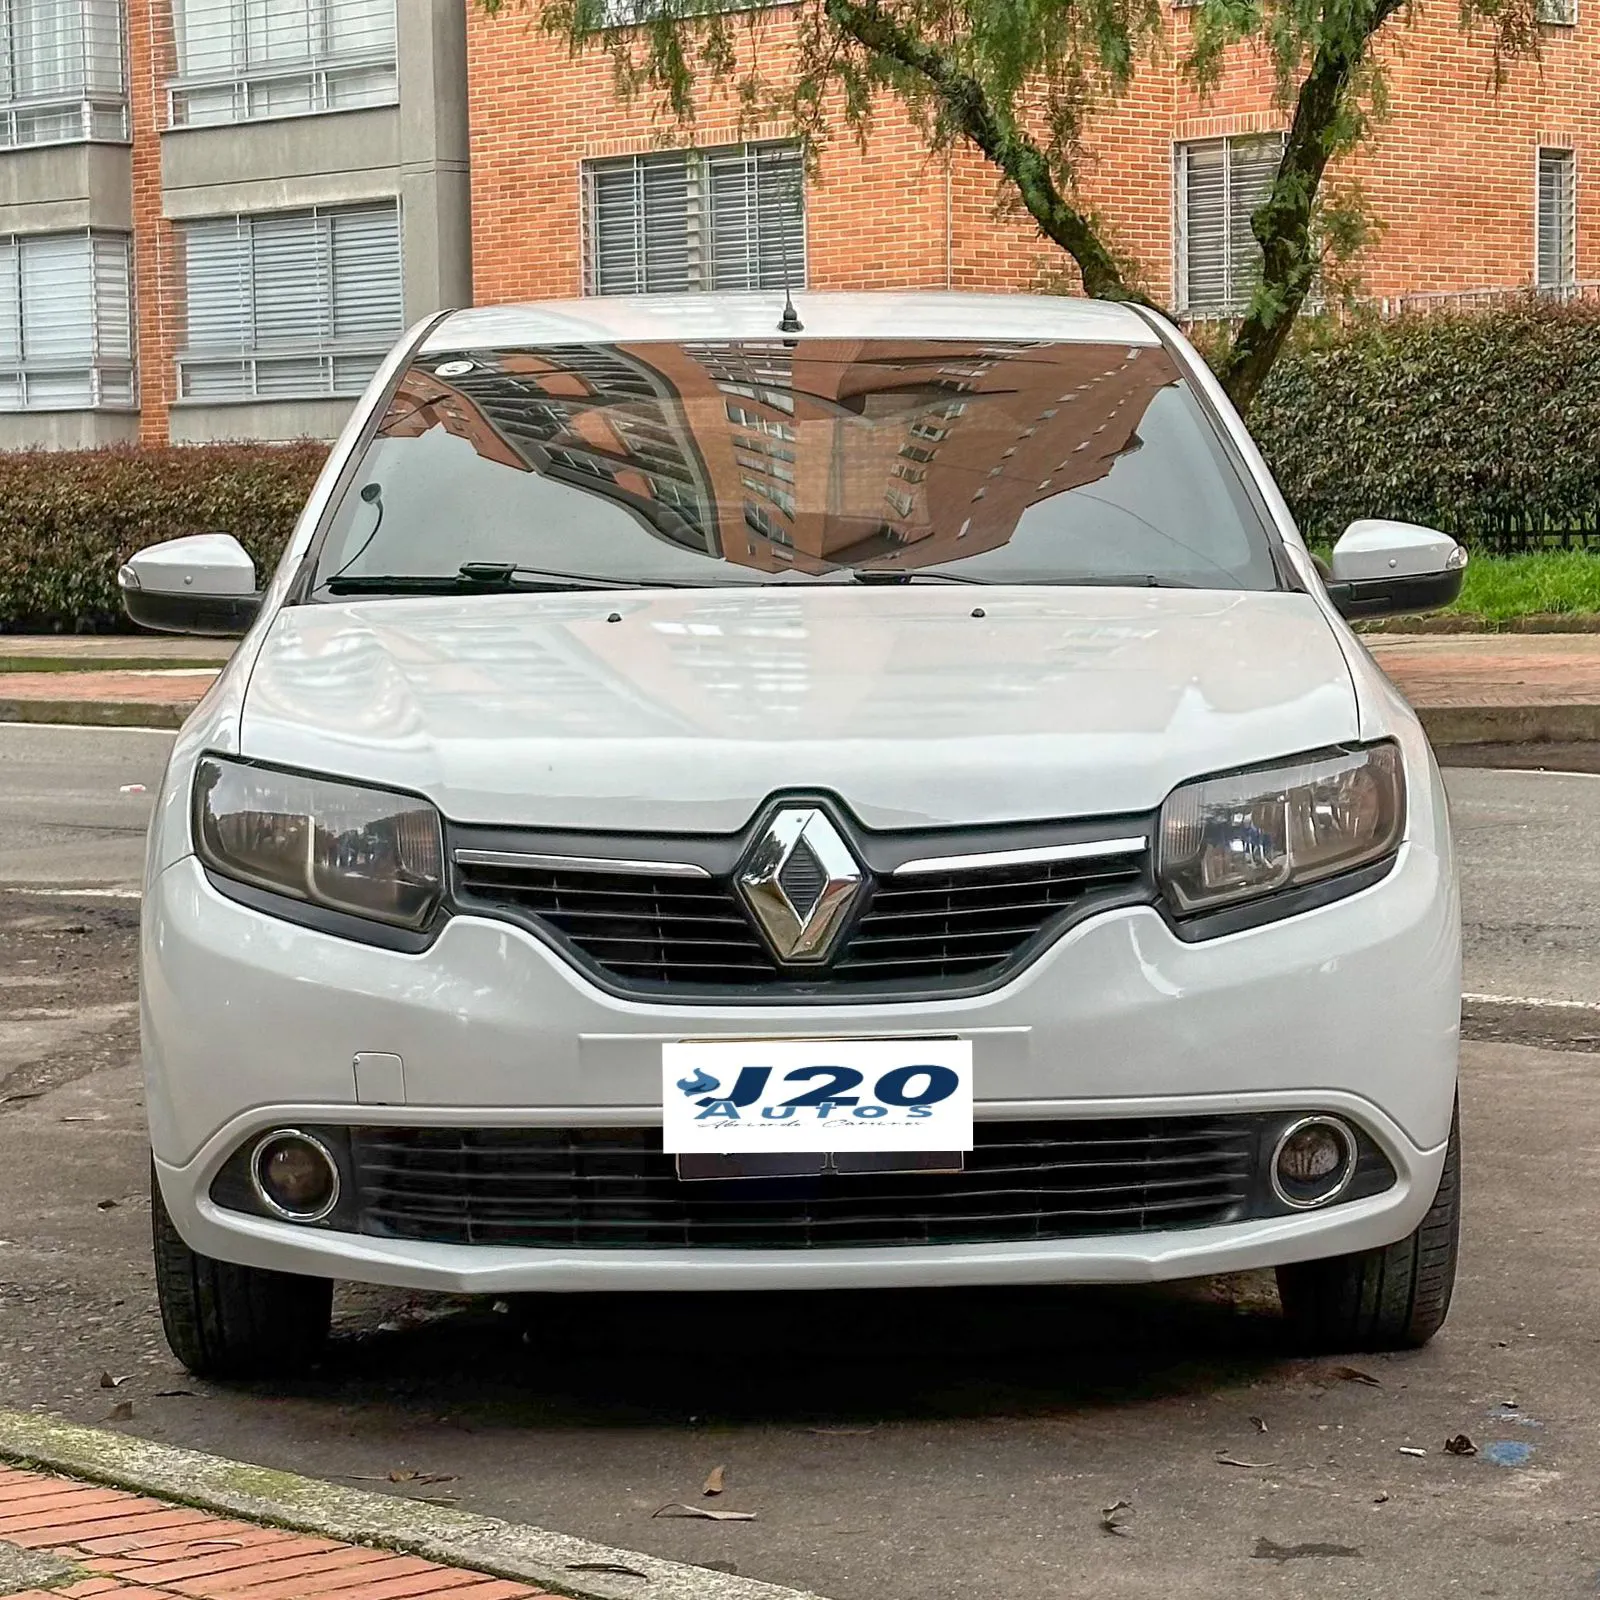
[662,1037,973,1155]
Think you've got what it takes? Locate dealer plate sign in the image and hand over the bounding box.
[662,1037,974,1155]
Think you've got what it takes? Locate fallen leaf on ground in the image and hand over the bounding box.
[1330,1366,1382,1387]
[1253,1537,1362,1562]
[60,1115,106,1123]
[106,1401,134,1422]
[98,1371,127,1388]
[0,1092,43,1104]
[1215,1454,1277,1470]
[703,1464,726,1496]
[154,1389,196,1398]
[1444,1434,1478,1456]
[568,1563,651,1578]
[1373,1491,1390,1504]
[1101,1499,1132,1536]
[1397,1447,1427,1457]
[805,1425,880,1436]
[1249,1415,1269,1434]
[95,1199,119,1211]
[653,1503,756,1521]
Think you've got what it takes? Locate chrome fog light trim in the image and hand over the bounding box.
[1270,1116,1359,1211]
[249,1128,341,1223]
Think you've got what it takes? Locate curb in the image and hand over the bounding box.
[1415,703,1600,747]
[0,1411,831,1600]
[0,698,192,729]
[1359,612,1600,635]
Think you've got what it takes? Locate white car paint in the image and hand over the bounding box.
[142,290,1460,1294]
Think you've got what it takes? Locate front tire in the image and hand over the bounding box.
[1276,1104,1461,1352]
[151,1161,332,1378]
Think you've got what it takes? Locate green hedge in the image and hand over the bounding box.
[0,443,328,633]
[1250,300,1600,551]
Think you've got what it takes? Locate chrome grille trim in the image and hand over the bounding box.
[892,836,1149,876]
[453,848,712,879]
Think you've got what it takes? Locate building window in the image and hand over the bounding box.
[1174,133,1285,314]
[582,141,805,296]
[176,202,403,402]
[0,231,133,409]
[1537,148,1576,287]
[0,0,127,147]
[167,0,396,127]
[1536,0,1576,23]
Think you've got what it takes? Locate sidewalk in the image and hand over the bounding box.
[0,1465,544,1600]
[2,631,1600,744]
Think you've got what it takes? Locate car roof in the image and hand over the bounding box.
[419,291,1160,352]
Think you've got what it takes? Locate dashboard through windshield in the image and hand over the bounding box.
[306,336,1282,596]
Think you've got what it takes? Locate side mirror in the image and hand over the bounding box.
[1324,520,1468,620]
[118,534,262,636]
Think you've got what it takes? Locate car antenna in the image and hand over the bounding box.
[777,165,803,335]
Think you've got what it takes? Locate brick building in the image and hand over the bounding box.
[0,0,1587,448]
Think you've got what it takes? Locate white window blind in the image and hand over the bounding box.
[0,0,127,147]
[1175,134,1285,314]
[177,201,403,401]
[0,230,132,409]
[168,0,395,127]
[1537,148,1576,287]
[1536,0,1576,23]
[582,141,805,296]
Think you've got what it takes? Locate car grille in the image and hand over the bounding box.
[347,1118,1264,1249]
[452,848,1147,996]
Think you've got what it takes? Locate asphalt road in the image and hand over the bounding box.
[2,726,1599,1600]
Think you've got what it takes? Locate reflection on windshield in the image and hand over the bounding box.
[317,337,1278,591]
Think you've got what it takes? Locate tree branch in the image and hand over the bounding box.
[821,0,1149,303]
[1217,0,1405,412]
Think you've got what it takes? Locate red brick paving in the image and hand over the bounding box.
[0,1467,549,1600]
[1365,633,1600,708]
[0,671,217,706]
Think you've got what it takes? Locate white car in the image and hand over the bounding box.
[122,292,1465,1377]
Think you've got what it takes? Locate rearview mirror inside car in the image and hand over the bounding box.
[1324,520,1467,620]
[118,533,262,636]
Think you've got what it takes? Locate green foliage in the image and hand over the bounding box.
[1249,300,1600,551]
[1448,550,1600,621]
[0,444,328,633]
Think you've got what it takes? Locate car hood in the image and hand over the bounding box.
[239,586,1358,831]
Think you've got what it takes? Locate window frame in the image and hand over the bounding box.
[0,0,129,150]
[165,0,398,129]
[174,199,405,405]
[580,140,807,298]
[1172,132,1287,316]
[1536,146,1578,289]
[0,228,135,411]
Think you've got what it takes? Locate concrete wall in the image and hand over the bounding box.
[0,144,132,236]
[169,398,354,444]
[0,411,139,449]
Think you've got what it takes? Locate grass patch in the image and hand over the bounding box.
[1449,550,1600,621]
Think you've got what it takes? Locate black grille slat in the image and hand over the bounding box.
[348,1117,1260,1250]
[453,838,1150,996]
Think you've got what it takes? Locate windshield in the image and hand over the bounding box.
[306,337,1282,595]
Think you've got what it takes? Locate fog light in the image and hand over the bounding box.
[250,1130,340,1222]
[1271,1117,1357,1210]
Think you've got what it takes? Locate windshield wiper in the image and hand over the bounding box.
[324,565,684,596]
[845,569,990,586]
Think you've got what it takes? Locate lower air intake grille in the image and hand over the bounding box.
[348,1117,1266,1249]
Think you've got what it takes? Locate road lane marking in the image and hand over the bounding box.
[1465,992,1600,1012]
[2,886,142,900]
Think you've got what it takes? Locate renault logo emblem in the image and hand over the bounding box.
[736,807,863,963]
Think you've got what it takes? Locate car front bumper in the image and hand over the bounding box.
[144,837,1459,1292]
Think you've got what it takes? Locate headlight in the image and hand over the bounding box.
[194,756,444,929]
[1158,742,1404,916]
